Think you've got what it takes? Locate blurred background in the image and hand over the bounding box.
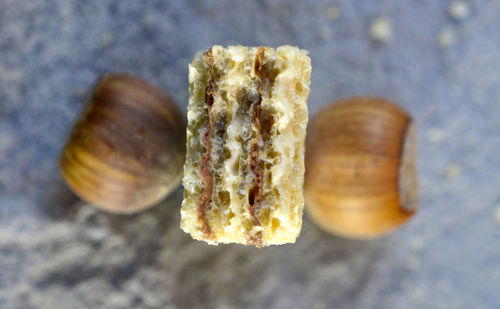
[1,0,499,308]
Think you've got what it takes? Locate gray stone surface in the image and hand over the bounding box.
[1,0,499,308]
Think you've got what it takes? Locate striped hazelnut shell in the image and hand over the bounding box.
[59,73,186,214]
[304,97,418,238]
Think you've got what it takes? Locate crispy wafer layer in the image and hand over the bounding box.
[181,45,311,247]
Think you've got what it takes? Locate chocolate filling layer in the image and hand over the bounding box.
[247,47,266,247]
[197,51,216,239]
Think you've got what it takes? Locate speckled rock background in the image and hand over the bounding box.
[0,1,499,308]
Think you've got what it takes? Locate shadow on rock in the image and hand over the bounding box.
[164,215,388,309]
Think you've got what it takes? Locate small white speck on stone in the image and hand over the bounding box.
[407,255,421,271]
[84,227,109,243]
[494,206,500,226]
[0,67,22,83]
[448,1,470,21]
[326,6,340,21]
[319,27,334,40]
[445,164,461,180]
[314,301,327,309]
[107,293,132,308]
[100,31,113,47]
[439,27,456,48]
[75,203,99,223]
[141,13,155,27]
[427,128,445,143]
[370,16,392,43]
[409,236,425,251]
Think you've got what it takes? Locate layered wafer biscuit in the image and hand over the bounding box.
[181,45,311,247]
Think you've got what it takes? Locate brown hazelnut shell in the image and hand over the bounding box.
[59,73,186,214]
[304,97,418,238]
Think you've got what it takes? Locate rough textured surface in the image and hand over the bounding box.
[0,1,499,308]
[182,46,310,246]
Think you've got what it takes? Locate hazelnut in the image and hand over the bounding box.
[59,73,186,214]
[304,97,418,238]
